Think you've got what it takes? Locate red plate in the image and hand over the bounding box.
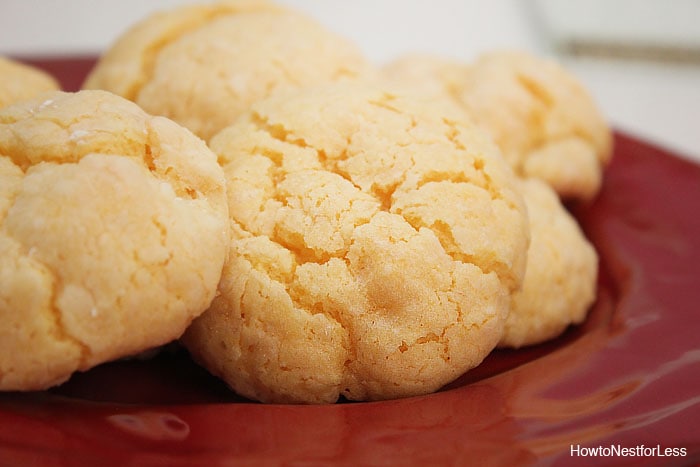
[2,58,699,467]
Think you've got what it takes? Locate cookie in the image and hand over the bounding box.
[382,51,612,201]
[381,53,468,101]
[181,82,530,403]
[500,178,598,348]
[83,0,374,141]
[0,56,60,108]
[460,51,612,201]
[0,90,229,390]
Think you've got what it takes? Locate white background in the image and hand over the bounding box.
[1,0,699,161]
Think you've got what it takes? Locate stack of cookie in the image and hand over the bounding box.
[0,0,611,403]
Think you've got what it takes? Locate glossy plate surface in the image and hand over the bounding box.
[1,58,699,466]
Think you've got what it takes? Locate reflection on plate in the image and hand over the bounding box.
[1,58,699,466]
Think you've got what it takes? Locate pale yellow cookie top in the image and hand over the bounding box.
[182,82,530,403]
[500,177,598,348]
[459,51,612,200]
[84,0,375,141]
[0,56,60,108]
[382,50,613,201]
[382,53,470,101]
[0,90,229,390]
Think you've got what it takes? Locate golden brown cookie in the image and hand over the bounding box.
[0,90,229,390]
[500,178,598,348]
[181,82,530,404]
[382,51,612,201]
[0,56,60,108]
[83,0,374,141]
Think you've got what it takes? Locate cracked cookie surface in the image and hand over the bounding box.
[83,0,374,141]
[384,53,601,347]
[383,51,612,201]
[182,82,529,403]
[0,90,229,390]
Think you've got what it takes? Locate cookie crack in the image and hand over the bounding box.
[396,327,454,365]
[249,112,312,152]
[3,100,151,172]
[439,119,508,204]
[44,261,92,368]
[128,6,266,102]
[150,216,174,267]
[515,73,554,109]
[442,117,467,151]
[397,215,508,282]
[368,92,402,114]
[2,234,90,367]
[3,117,71,171]
[144,121,203,200]
[320,149,369,194]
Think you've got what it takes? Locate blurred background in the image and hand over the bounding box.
[1,0,698,161]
